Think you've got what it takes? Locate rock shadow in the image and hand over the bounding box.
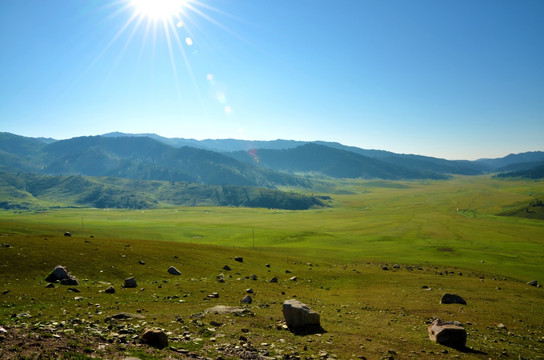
[440,344,487,355]
[457,346,487,355]
[288,324,327,336]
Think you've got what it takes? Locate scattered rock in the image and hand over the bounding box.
[234,257,243,263]
[108,312,145,320]
[393,264,400,269]
[105,286,115,294]
[216,273,225,283]
[207,292,219,298]
[282,299,320,328]
[223,265,231,271]
[45,265,71,283]
[67,288,80,293]
[428,318,467,348]
[141,328,168,349]
[382,266,389,271]
[138,260,145,265]
[440,293,467,305]
[246,288,254,293]
[289,276,297,281]
[527,280,539,287]
[124,277,137,288]
[270,277,278,283]
[241,295,252,304]
[64,232,72,237]
[45,283,55,288]
[265,264,271,268]
[168,266,181,275]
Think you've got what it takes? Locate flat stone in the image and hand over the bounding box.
[428,318,467,348]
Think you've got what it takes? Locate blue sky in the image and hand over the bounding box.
[1,0,542,160]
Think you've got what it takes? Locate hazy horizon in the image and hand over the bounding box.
[5,129,542,161]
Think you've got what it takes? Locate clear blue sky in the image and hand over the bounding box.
[1,0,542,160]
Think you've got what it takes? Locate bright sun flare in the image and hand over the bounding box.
[130,0,187,20]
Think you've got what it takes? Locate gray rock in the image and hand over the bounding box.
[282,299,320,328]
[289,276,297,281]
[141,328,168,349]
[223,265,231,271]
[234,257,243,263]
[270,277,278,283]
[64,232,72,237]
[241,295,252,304]
[527,280,538,286]
[250,274,258,280]
[440,293,467,305]
[168,266,181,275]
[105,286,115,294]
[428,318,467,348]
[124,277,137,288]
[109,312,145,320]
[45,265,70,282]
[246,288,254,293]
[192,305,254,319]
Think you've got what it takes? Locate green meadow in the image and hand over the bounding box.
[3,175,543,280]
[1,175,543,359]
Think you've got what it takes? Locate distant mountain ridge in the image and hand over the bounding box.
[2,132,544,181]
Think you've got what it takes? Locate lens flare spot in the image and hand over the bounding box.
[216,91,226,103]
[225,105,232,113]
[206,73,214,81]
[176,21,183,28]
[185,37,193,46]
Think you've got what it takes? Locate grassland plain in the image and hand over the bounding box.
[0,175,543,359]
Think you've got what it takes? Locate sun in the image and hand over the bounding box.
[130,0,188,20]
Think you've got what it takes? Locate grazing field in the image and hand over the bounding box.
[0,175,543,359]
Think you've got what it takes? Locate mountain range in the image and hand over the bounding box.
[1,131,543,210]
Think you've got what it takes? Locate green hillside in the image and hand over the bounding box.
[0,172,326,210]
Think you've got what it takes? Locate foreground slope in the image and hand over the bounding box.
[0,222,542,359]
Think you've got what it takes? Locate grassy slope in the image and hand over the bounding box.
[3,176,542,280]
[0,175,543,359]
